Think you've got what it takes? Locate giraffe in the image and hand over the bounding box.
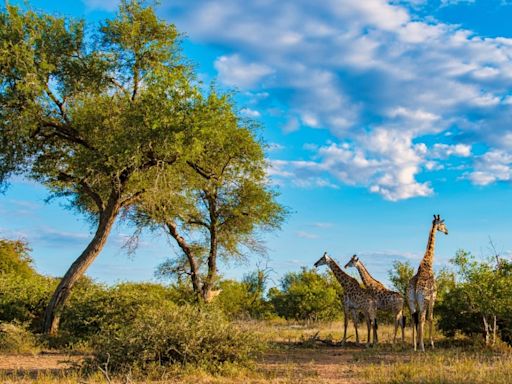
[314,252,378,347]
[407,214,448,352]
[344,255,405,346]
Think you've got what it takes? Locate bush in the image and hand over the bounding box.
[0,239,35,278]
[216,279,275,320]
[89,302,265,373]
[0,322,40,354]
[59,280,178,344]
[0,273,55,330]
[436,250,512,345]
[268,268,343,321]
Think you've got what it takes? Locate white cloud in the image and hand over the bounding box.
[240,108,261,118]
[162,0,512,197]
[214,55,273,88]
[468,150,512,185]
[296,231,319,239]
[268,131,433,201]
[431,143,472,158]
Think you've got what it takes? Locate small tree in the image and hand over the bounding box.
[268,268,343,322]
[0,2,198,334]
[0,239,34,278]
[387,260,414,298]
[137,92,286,301]
[448,249,512,345]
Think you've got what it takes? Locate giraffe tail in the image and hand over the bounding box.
[401,315,406,329]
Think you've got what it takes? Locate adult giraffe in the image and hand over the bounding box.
[314,252,378,347]
[407,214,448,351]
[344,255,405,346]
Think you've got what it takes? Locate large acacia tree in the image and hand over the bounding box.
[137,92,286,302]
[0,2,199,334]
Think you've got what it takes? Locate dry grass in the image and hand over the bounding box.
[1,321,511,383]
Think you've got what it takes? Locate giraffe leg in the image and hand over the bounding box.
[365,314,371,348]
[400,310,406,348]
[392,309,400,345]
[372,316,378,346]
[428,299,435,349]
[418,309,427,352]
[406,286,417,350]
[352,309,360,345]
[341,309,349,345]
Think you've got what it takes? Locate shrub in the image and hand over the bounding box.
[0,273,55,330]
[216,279,275,320]
[59,280,178,344]
[0,322,40,354]
[0,239,35,278]
[89,302,265,373]
[268,268,343,321]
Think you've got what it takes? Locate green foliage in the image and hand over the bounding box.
[138,91,287,300]
[0,239,35,277]
[387,260,414,298]
[0,322,40,354]
[59,280,179,344]
[437,250,512,345]
[216,274,275,320]
[89,303,265,373]
[0,241,55,329]
[268,268,343,321]
[0,273,55,329]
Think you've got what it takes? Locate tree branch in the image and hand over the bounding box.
[121,190,145,207]
[187,161,215,180]
[40,120,98,152]
[58,172,105,212]
[45,88,70,124]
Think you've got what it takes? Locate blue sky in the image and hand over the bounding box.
[2,0,512,287]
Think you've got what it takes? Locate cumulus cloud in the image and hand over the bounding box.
[468,150,512,185]
[431,143,472,158]
[214,55,273,88]
[240,108,261,118]
[162,0,512,199]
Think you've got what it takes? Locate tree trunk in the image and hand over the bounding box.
[202,229,217,301]
[165,220,202,299]
[492,315,497,345]
[43,196,120,335]
[201,194,218,302]
[483,315,490,345]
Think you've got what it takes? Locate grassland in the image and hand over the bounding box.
[1,321,511,383]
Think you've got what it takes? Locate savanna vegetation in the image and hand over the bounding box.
[1,2,512,383]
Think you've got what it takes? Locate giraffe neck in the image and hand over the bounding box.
[326,258,359,289]
[420,223,437,270]
[356,261,386,290]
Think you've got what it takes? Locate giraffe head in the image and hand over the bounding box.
[343,254,359,269]
[314,251,331,268]
[433,214,448,235]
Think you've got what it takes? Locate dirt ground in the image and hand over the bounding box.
[0,346,367,384]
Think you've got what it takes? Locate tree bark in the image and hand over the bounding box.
[165,220,202,299]
[483,315,490,345]
[202,194,218,301]
[492,315,497,345]
[42,195,120,335]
